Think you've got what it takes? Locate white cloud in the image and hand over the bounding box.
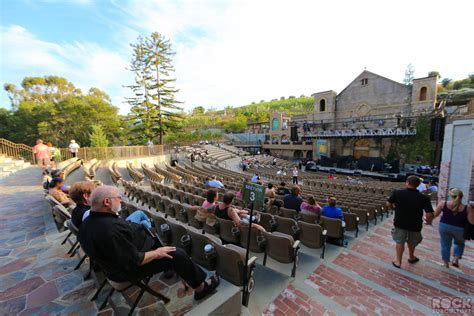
[2,0,473,114]
[0,25,132,112]
[116,0,474,111]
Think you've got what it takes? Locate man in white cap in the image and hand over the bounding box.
[68,140,80,158]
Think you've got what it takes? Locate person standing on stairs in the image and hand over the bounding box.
[386,175,434,269]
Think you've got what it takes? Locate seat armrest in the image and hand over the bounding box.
[247,256,257,267]
[322,229,327,236]
[342,221,346,228]
[292,240,301,249]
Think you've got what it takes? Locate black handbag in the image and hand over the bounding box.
[464,221,474,240]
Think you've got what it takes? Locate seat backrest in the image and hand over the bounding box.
[299,222,324,249]
[64,219,79,236]
[214,243,247,286]
[274,215,299,238]
[350,209,368,224]
[258,212,275,232]
[216,218,240,244]
[163,198,176,218]
[187,230,218,271]
[239,225,264,253]
[280,207,298,219]
[299,212,318,224]
[262,231,294,263]
[174,203,188,223]
[320,216,343,238]
[343,212,358,231]
[167,221,190,248]
[186,206,203,229]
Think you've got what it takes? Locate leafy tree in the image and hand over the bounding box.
[126,32,182,145]
[441,78,452,88]
[403,63,415,86]
[90,125,109,147]
[428,71,440,78]
[3,76,123,146]
[192,106,205,115]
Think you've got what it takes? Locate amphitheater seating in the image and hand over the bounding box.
[126,162,144,183]
[320,216,345,246]
[262,231,300,277]
[298,222,327,258]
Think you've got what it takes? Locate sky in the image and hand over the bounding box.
[1,0,473,114]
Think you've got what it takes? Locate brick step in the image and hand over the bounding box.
[350,241,474,294]
[332,252,466,312]
[372,225,474,260]
[362,230,474,275]
[306,264,425,315]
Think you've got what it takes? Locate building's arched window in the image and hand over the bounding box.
[272,118,279,130]
[419,87,427,101]
[319,99,326,112]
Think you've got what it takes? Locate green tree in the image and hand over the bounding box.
[89,125,109,147]
[441,78,452,88]
[403,63,415,86]
[428,71,440,78]
[192,106,205,115]
[3,76,123,146]
[126,32,182,145]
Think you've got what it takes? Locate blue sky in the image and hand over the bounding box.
[1,0,473,114]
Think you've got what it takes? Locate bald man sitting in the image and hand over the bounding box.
[78,185,219,300]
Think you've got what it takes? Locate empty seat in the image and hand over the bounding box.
[343,212,359,237]
[239,225,264,253]
[214,243,257,305]
[320,216,345,246]
[261,231,300,277]
[187,230,220,271]
[280,207,300,220]
[298,222,326,258]
[258,212,276,232]
[299,212,318,224]
[216,218,240,244]
[274,216,300,239]
[350,208,370,231]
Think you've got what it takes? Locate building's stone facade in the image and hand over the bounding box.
[263,70,438,160]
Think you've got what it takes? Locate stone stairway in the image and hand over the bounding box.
[0,155,31,178]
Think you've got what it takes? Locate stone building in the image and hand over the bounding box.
[263,70,438,160]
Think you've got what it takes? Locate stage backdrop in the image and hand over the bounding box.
[316,139,328,157]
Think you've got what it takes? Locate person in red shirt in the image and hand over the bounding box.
[32,139,51,174]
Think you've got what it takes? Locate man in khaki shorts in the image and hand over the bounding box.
[32,139,51,175]
[386,175,434,268]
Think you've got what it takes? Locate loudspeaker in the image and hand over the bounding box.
[430,118,446,141]
[290,126,298,141]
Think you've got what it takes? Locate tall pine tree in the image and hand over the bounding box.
[126,32,182,145]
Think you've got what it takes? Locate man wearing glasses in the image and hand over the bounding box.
[79,185,219,300]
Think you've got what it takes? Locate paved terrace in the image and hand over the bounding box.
[0,165,473,315]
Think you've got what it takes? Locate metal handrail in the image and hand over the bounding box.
[0,138,35,163]
[0,138,178,163]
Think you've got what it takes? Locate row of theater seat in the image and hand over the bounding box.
[122,182,327,278]
[120,201,257,305]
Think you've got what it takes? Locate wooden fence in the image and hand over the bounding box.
[0,138,174,163]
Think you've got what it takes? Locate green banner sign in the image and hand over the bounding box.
[242,182,265,207]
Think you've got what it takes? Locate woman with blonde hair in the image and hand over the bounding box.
[433,188,474,268]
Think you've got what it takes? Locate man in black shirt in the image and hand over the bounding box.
[283,186,303,212]
[78,185,219,300]
[386,175,434,269]
[276,182,290,196]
